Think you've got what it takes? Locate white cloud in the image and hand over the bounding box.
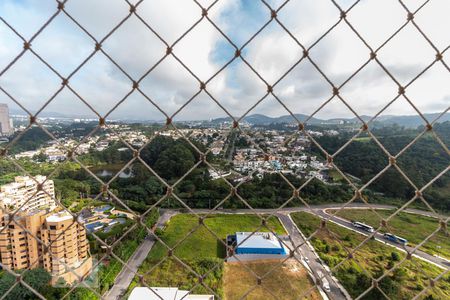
[0,0,449,121]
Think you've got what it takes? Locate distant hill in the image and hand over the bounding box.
[9,106,450,128]
[211,114,322,125]
[373,113,450,127]
[212,112,450,128]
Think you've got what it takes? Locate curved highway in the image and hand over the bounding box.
[315,208,449,270]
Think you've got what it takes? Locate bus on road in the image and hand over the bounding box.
[383,233,408,245]
[351,221,374,233]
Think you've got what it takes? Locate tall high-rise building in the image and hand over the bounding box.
[0,175,57,212]
[0,209,92,285]
[0,103,11,135]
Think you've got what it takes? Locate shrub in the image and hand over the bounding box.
[331,244,341,252]
[391,251,400,261]
[154,228,164,237]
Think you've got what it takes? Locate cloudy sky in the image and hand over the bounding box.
[0,0,449,122]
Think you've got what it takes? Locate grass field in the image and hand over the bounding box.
[328,209,450,259]
[291,212,450,300]
[139,214,288,297]
[223,260,320,300]
[328,169,344,182]
[353,137,371,142]
[148,214,286,260]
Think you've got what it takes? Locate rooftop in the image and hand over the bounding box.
[235,232,284,250]
[46,211,73,223]
[128,287,214,300]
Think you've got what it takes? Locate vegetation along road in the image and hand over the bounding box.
[276,212,346,300]
[316,208,449,269]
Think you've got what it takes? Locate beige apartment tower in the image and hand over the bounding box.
[0,176,56,212]
[0,209,92,285]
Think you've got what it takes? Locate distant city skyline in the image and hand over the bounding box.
[4,103,450,128]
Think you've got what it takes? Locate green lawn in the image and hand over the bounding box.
[328,169,344,182]
[328,209,450,259]
[353,137,371,142]
[148,214,286,261]
[291,212,450,300]
[138,214,287,297]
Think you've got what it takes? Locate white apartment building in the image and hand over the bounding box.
[0,176,56,212]
[0,103,12,136]
[44,147,66,162]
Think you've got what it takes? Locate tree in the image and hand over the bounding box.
[140,135,174,165]
[154,144,196,180]
[0,268,52,300]
[393,267,407,282]
[391,251,400,261]
[32,152,48,162]
[143,177,164,199]
[379,275,400,297]
[311,124,450,209]
[0,272,15,298]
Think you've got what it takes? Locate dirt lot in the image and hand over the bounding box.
[223,259,321,300]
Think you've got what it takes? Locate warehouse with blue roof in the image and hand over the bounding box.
[227,232,286,255]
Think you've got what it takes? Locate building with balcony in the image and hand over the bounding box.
[0,208,92,285]
[0,175,56,212]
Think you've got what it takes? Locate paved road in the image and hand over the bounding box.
[188,203,397,215]
[315,208,450,270]
[104,211,176,300]
[276,213,346,300]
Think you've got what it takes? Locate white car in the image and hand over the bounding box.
[318,271,331,293]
